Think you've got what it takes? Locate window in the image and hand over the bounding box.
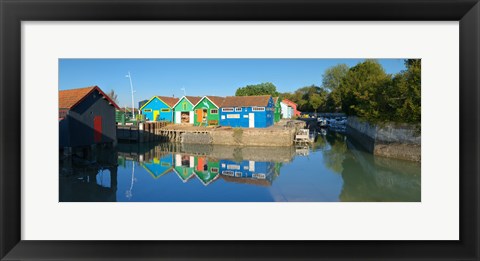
[227,164,241,170]
[226,114,240,119]
[210,109,218,114]
[161,108,170,112]
[144,109,152,112]
[211,167,219,173]
[235,107,242,112]
[182,102,187,110]
[252,107,265,111]
[222,107,234,112]
[222,170,234,176]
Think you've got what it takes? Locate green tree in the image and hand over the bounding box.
[281,85,328,112]
[322,63,349,92]
[309,93,323,113]
[338,60,391,121]
[235,82,279,97]
[387,59,421,124]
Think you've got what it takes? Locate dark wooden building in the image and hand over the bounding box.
[59,86,120,149]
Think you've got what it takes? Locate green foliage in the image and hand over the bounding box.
[322,64,349,91]
[326,59,421,125]
[337,60,392,121]
[279,85,328,112]
[235,82,279,97]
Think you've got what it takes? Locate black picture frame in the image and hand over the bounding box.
[1,0,478,260]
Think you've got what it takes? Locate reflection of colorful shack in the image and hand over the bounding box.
[194,156,220,186]
[219,159,276,186]
[140,154,174,179]
[173,154,196,182]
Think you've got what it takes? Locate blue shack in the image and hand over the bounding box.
[139,96,179,122]
[218,159,276,186]
[219,95,274,128]
[140,153,174,179]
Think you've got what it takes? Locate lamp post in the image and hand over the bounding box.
[125,72,135,119]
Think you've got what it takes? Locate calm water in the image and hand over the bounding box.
[59,131,421,202]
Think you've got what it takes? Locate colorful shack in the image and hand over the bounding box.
[219,159,276,186]
[173,153,195,182]
[219,95,274,128]
[172,96,202,124]
[59,86,120,149]
[193,96,225,126]
[139,96,179,122]
[280,101,291,119]
[273,97,281,123]
[281,99,301,118]
[194,156,220,186]
[140,153,174,179]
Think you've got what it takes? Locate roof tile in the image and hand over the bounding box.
[221,95,271,107]
[205,96,225,107]
[185,96,202,106]
[156,96,180,107]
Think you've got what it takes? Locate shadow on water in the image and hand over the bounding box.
[59,130,421,202]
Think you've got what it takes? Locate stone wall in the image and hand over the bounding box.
[209,128,296,147]
[179,143,295,162]
[347,117,421,162]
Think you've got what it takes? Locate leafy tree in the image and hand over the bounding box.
[309,93,323,112]
[338,60,391,121]
[280,85,328,112]
[387,59,421,124]
[106,89,119,104]
[322,63,349,92]
[283,59,421,125]
[235,82,279,97]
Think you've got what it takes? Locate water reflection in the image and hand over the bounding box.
[59,131,420,202]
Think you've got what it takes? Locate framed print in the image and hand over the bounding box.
[1,0,479,260]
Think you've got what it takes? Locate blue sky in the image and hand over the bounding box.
[59,59,406,107]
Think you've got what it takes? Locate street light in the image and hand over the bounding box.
[125,71,136,119]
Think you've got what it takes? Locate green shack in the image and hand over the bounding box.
[173,153,195,182]
[194,156,220,186]
[172,96,202,124]
[193,96,225,126]
[273,97,281,123]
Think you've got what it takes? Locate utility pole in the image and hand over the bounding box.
[126,71,135,119]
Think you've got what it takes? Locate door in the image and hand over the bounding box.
[93,116,102,143]
[189,111,194,124]
[249,113,254,128]
[196,109,203,123]
[175,111,181,124]
[153,110,159,121]
[197,157,205,171]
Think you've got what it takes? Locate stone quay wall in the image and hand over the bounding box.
[346,116,421,162]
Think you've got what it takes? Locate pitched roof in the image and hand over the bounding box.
[156,96,180,107]
[172,96,203,108]
[59,86,120,110]
[185,96,202,106]
[221,95,272,107]
[281,98,297,106]
[204,96,225,108]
